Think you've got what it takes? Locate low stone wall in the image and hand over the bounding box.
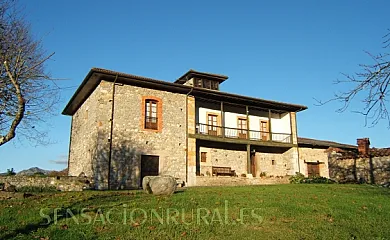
[329,154,390,184]
[195,176,289,187]
[0,176,92,192]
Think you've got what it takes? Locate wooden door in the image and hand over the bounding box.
[207,114,218,136]
[237,118,247,139]
[141,155,159,181]
[250,153,256,177]
[260,120,269,141]
[307,163,320,177]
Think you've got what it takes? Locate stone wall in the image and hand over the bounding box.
[196,176,289,186]
[256,148,298,177]
[69,81,188,190]
[298,147,330,177]
[0,176,91,191]
[68,83,101,177]
[329,154,390,184]
[199,147,247,176]
[198,147,298,178]
[108,82,187,189]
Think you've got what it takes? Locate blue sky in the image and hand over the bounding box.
[1,0,389,172]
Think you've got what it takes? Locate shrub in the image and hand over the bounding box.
[16,186,58,193]
[289,173,335,184]
[260,172,267,177]
[289,172,305,183]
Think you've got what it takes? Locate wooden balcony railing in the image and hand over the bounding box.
[195,123,292,143]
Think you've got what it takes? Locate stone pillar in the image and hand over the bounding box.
[289,112,299,175]
[187,96,197,186]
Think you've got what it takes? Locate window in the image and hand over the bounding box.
[194,78,218,90]
[260,120,269,140]
[142,96,162,131]
[211,81,219,90]
[237,117,247,139]
[207,114,218,136]
[201,152,207,162]
[194,78,202,87]
[145,100,158,130]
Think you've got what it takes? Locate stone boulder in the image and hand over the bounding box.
[142,176,177,196]
[142,176,156,194]
[4,182,16,192]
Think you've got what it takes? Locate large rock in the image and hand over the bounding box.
[142,176,176,196]
[149,176,177,196]
[142,176,156,194]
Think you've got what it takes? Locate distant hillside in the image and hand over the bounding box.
[16,167,51,176]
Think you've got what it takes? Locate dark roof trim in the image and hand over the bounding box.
[62,68,308,116]
[298,137,357,150]
[175,69,229,84]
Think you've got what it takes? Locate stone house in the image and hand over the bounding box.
[63,68,308,189]
[296,137,390,184]
[297,137,357,178]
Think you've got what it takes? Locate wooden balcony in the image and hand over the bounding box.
[194,123,292,144]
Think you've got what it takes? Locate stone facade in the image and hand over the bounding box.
[298,147,330,178]
[199,147,247,176]
[68,81,187,190]
[198,146,299,178]
[256,148,298,177]
[329,153,390,184]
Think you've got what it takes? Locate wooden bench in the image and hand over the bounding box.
[212,166,236,176]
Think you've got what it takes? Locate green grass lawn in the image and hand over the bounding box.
[0,184,389,240]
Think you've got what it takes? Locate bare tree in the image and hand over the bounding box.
[0,0,59,147]
[316,30,390,128]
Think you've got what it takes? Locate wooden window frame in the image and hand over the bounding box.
[260,120,269,141]
[141,96,163,132]
[237,117,247,139]
[201,152,207,162]
[206,112,221,136]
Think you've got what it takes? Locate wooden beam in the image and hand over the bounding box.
[268,109,272,141]
[221,101,224,138]
[246,106,249,140]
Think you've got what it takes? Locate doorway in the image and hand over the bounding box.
[141,155,159,182]
[307,163,320,177]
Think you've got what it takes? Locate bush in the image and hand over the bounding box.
[289,172,305,183]
[16,186,58,193]
[289,172,335,184]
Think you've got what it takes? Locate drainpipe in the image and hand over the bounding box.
[107,74,118,190]
[185,86,194,184]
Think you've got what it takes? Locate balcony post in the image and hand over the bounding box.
[221,101,224,138]
[268,109,272,141]
[246,106,249,140]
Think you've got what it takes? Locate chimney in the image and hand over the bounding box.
[357,138,370,155]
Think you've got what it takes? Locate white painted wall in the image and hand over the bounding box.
[197,107,291,138]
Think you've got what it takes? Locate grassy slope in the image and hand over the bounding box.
[0,184,389,240]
